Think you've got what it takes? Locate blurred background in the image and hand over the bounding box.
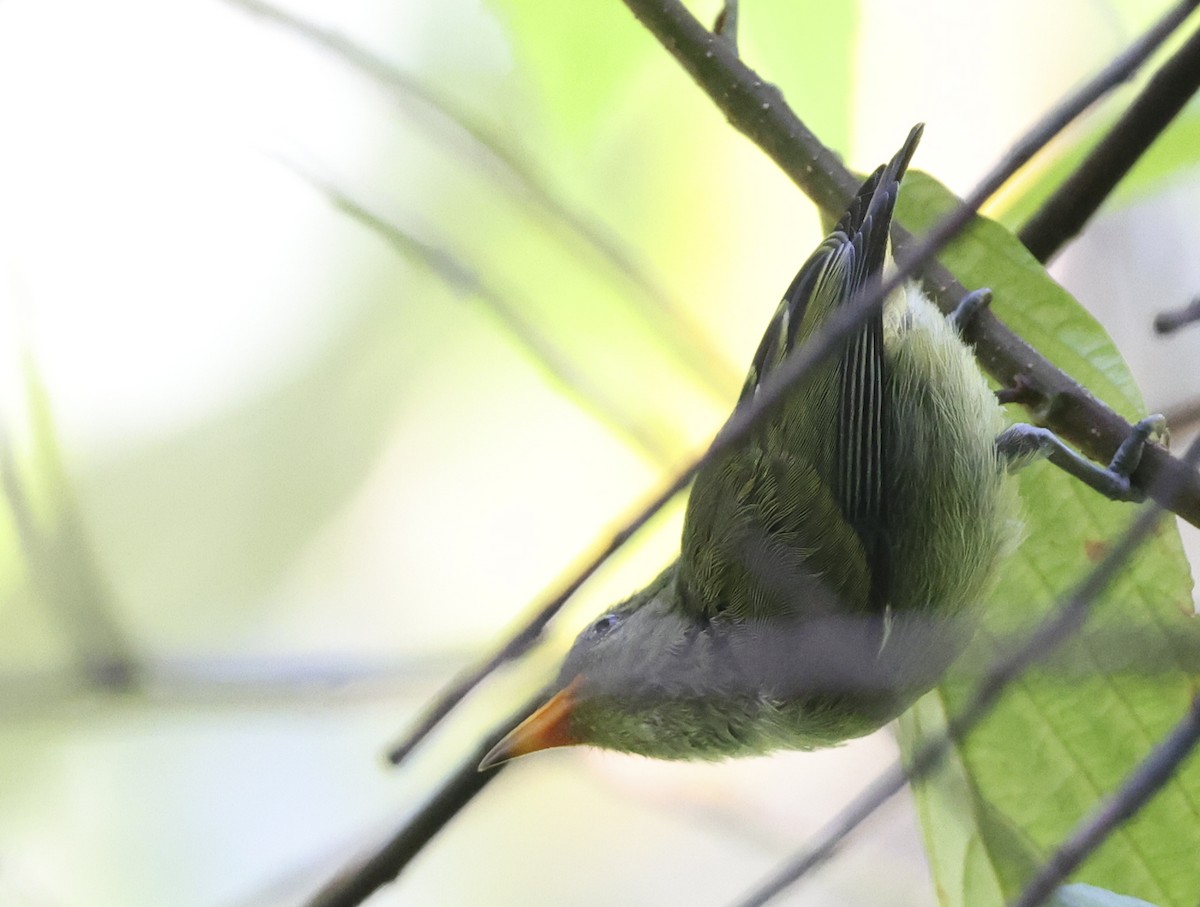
[2,0,1199,905]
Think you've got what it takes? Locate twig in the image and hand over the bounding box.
[733,429,1200,907]
[1019,22,1200,263]
[1154,295,1200,334]
[385,478,670,764]
[219,0,741,399]
[305,691,547,907]
[1009,695,1200,907]
[714,0,739,51]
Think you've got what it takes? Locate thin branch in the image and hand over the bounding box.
[733,429,1200,907]
[288,165,683,466]
[1154,295,1200,334]
[220,0,742,399]
[304,691,547,907]
[713,0,739,50]
[384,477,672,764]
[1009,695,1200,907]
[1019,21,1200,262]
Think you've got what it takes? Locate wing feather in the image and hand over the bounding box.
[678,125,923,621]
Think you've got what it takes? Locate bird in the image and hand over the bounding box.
[478,124,1156,768]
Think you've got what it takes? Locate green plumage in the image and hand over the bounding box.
[551,127,1021,760]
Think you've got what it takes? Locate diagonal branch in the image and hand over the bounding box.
[1018,21,1200,263]
[304,691,546,907]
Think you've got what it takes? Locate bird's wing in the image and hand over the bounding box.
[677,126,922,623]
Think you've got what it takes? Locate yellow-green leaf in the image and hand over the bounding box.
[895,173,1200,907]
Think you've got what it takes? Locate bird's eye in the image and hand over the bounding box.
[588,613,622,638]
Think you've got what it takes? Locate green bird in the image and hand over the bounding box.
[479,125,1161,768]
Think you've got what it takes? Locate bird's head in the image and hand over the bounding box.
[478,566,731,768]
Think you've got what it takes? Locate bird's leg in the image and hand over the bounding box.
[947,287,993,335]
[946,285,1164,502]
[996,415,1166,502]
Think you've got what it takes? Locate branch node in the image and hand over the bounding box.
[714,0,739,53]
[996,373,1045,409]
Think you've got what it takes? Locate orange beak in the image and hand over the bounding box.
[478,679,582,771]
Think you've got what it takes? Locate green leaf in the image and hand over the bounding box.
[895,174,1200,906]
